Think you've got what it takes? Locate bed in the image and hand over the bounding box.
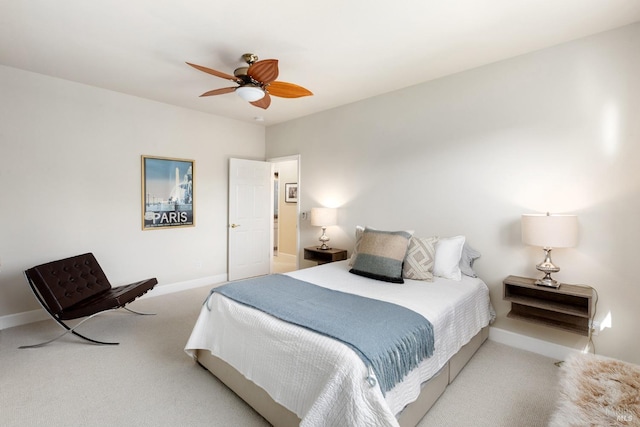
[185,254,494,427]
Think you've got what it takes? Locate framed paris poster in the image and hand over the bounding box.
[141,155,195,230]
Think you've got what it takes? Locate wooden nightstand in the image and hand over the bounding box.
[503,275,593,336]
[303,247,348,265]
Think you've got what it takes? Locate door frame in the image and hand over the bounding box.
[268,154,301,271]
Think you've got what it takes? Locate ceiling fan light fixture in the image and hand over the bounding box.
[187,55,312,110]
[236,85,265,102]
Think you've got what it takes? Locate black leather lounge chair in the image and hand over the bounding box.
[20,252,158,348]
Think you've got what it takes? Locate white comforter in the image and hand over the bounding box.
[185,261,493,427]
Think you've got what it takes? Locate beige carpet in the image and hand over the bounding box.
[1,285,560,426]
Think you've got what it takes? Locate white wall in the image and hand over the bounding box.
[266,23,640,364]
[0,65,265,320]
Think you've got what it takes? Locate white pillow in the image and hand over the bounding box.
[433,235,466,280]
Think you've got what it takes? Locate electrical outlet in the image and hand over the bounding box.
[591,320,601,336]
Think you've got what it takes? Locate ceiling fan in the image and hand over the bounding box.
[186,53,313,109]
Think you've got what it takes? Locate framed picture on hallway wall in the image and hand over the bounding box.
[285,183,298,203]
[141,155,195,230]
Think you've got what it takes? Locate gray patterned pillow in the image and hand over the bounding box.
[349,228,413,283]
[459,242,481,277]
[403,236,438,281]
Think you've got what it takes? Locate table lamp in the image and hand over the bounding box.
[310,207,337,250]
[521,212,578,288]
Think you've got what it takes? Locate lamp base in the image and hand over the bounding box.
[318,227,331,250]
[535,276,560,288]
[535,248,561,288]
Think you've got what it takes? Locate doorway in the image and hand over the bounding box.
[269,155,299,274]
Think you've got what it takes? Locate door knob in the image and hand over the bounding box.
[230,223,240,228]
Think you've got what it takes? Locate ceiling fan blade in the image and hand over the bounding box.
[247,59,279,84]
[250,93,272,109]
[267,81,313,98]
[199,87,236,97]
[186,62,240,83]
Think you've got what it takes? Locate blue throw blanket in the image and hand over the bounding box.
[206,274,434,395]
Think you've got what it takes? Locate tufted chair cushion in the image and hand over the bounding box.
[25,253,156,320]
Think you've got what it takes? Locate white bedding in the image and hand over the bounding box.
[185,260,494,427]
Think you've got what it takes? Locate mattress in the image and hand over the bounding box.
[185,260,493,426]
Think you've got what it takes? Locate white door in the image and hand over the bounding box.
[228,158,273,281]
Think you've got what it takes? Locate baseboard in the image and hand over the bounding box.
[139,274,227,299]
[274,252,296,263]
[0,309,50,331]
[0,274,227,331]
[489,326,582,361]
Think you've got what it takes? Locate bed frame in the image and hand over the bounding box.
[194,325,489,426]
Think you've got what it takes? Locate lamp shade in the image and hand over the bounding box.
[310,207,337,227]
[521,213,578,248]
[236,85,265,102]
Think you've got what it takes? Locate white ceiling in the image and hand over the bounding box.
[2,1,639,126]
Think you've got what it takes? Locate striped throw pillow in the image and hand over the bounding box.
[349,228,413,283]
